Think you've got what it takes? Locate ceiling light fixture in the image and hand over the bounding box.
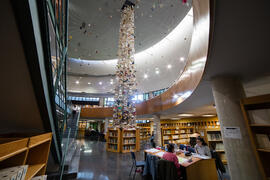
[87,82,91,85]
[178,113,194,117]
[110,81,113,85]
[75,81,79,84]
[167,64,172,69]
[180,57,185,61]
[144,74,148,79]
[202,114,216,117]
[155,70,160,74]
[99,82,102,85]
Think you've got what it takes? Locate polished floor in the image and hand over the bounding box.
[71,140,230,180]
[75,140,144,180]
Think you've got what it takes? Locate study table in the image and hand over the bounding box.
[144,149,218,180]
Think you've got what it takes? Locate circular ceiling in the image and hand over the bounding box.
[68,0,192,60]
[67,9,194,94]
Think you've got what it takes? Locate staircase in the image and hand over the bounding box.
[63,110,80,139]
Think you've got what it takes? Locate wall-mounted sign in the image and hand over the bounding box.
[223,127,242,139]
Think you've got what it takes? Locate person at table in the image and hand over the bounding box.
[195,137,212,157]
[162,144,180,169]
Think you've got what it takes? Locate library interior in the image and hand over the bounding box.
[0,0,270,180]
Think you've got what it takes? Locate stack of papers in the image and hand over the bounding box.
[155,151,165,157]
[177,157,188,164]
[145,148,160,153]
[193,154,211,159]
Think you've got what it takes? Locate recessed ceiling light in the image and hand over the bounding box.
[155,70,160,74]
[202,114,216,117]
[180,57,185,61]
[87,82,91,85]
[110,81,113,85]
[99,82,102,85]
[167,64,172,69]
[178,113,194,117]
[144,74,148,79]
[75,81,79,84]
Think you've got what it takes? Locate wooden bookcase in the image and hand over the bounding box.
[161,127,194,146]
[106,128,121,153]
[0,133,52,180]
[121,128,140,153]
[137,122,152,141]
[206,129,227,164]
[240,94,270,179]
[106,128,140,153]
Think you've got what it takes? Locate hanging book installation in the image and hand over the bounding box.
[113,0,137,128]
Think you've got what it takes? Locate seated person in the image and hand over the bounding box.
[162,144,181,176]
[189,132,201,147]
[195,137,212,157]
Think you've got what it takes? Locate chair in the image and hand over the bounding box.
[211,150,226,179]
[179,144,186,150]
[157,159,178,180]
[129,151,145,180]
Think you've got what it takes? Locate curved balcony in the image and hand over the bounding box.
[81,0,211,118]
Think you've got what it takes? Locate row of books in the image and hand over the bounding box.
[164,139,188,144]
[123,132,136,137]
[123,138,136,144]
[207,133,222,141]
[109,138,118,143]
[256,134,270,149]
[108,144,118,150]
[123,145,136,150]
[215,143,225,151]
[109,132,118,137]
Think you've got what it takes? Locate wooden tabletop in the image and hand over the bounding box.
[144,149,202,168]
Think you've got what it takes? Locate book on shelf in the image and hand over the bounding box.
[123,132,136,137]
[180,134,188,138]
[207,133,222,141]
[108,144,118,150]
[256,134,270,149]
[123,138,136,144]
[248,109,270,125]
[215,143,225,151]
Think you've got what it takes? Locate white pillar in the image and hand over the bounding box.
[153,114,162,146]
[212,77,263,180]
[104,118,109,134]
[99,97,104,107]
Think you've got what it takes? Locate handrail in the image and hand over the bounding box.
[60,127,71,180]
[75,108,81,138]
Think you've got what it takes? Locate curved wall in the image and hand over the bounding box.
[81,0,211,118]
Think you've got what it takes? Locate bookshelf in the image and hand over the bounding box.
[0,133,52,179]
[106,128,121,153]
[121,128,140,153]
[206,129,227,164]
[137,122,152,141]
[241,94,270,179]
[161,127,194,146]
[106,128,140,153]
